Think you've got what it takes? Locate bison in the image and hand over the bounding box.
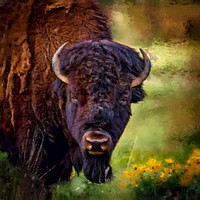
[0,0,151,185]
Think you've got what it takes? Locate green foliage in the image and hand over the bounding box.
[52,175,131,200]
[131,175,181,200]
[134,176,160,199]
[0,153,18,195]
[186,174,200,199]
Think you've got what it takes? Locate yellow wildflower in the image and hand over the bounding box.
[172,163,182,173]
[146,159,157,166]
[192,149,200,157]
[138,165,148,172]
[123,171,131,177]
[164,168,173,175]
[70,171,74,180]
[132,164,138,170]
[146,158,162,173]
[160,172,166,179]
[120,149,200,189]
[165,158,175,165]
[159,168,173,181]
[180,149,200,186]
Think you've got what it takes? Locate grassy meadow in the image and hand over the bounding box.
[1,0,200,199]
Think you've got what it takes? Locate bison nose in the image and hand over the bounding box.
[83,131,111,155]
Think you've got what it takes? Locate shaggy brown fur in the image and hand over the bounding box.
[0,0,111,184]
[0,0,149,185]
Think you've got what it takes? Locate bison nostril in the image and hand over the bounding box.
[85,138,108,151]
[101,143,109,151]
[87,144,92,150]
[83,131,111,154]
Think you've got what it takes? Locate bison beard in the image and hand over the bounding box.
[82,153,112,183]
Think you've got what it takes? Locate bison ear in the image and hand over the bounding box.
[131,87,145,103]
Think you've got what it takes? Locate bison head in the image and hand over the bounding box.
[52,40,151,183]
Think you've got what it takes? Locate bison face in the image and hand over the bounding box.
[52,40,151,183]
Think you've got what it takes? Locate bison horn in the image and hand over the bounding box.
[52,42,69,84]
[131,48,151,87]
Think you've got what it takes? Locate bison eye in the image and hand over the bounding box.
[119,94,129,105]
[70,92,77,102]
